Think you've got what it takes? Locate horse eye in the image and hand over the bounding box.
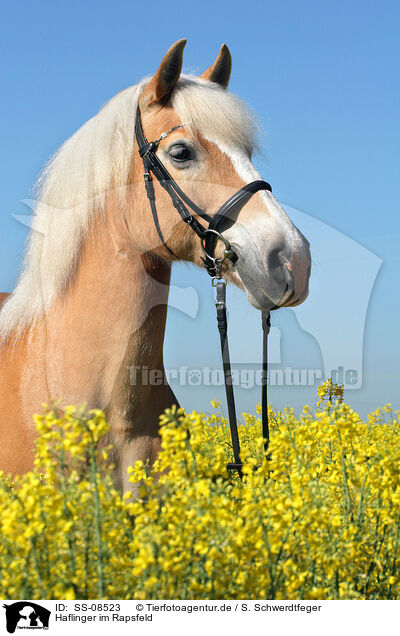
[168,144,193,163]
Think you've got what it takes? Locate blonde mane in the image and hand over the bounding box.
[0,75,259,341]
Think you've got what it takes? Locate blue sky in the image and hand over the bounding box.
[1,0,399,416]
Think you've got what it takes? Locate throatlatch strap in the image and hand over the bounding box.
[142,159,177,257]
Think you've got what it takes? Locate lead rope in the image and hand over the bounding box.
[213,270,270,478]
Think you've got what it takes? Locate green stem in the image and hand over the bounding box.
[29,536,46,598]
[89,445,105,597]
[386,511,400,599]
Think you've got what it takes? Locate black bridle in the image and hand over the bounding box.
[135,104,273,476]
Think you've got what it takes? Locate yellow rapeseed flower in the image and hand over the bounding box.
[1,385,400,600]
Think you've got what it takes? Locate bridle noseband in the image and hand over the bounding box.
[135,104,273,476]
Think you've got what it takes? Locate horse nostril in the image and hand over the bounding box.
[268,246,288,271]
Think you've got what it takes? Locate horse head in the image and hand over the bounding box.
[131,40,311,310]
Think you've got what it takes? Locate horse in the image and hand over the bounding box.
[0,294,9,308]
[0,40,311,491]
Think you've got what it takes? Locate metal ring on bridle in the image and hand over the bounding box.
[200,228,237,264]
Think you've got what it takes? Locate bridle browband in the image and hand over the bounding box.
[135,104,273,476]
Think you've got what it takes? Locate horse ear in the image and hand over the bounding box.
[200,44,231,88]
[142,39,187,106]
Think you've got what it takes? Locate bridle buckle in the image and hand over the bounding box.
[211,272,226,287]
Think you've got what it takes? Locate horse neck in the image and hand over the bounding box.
[43,207,172,410]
